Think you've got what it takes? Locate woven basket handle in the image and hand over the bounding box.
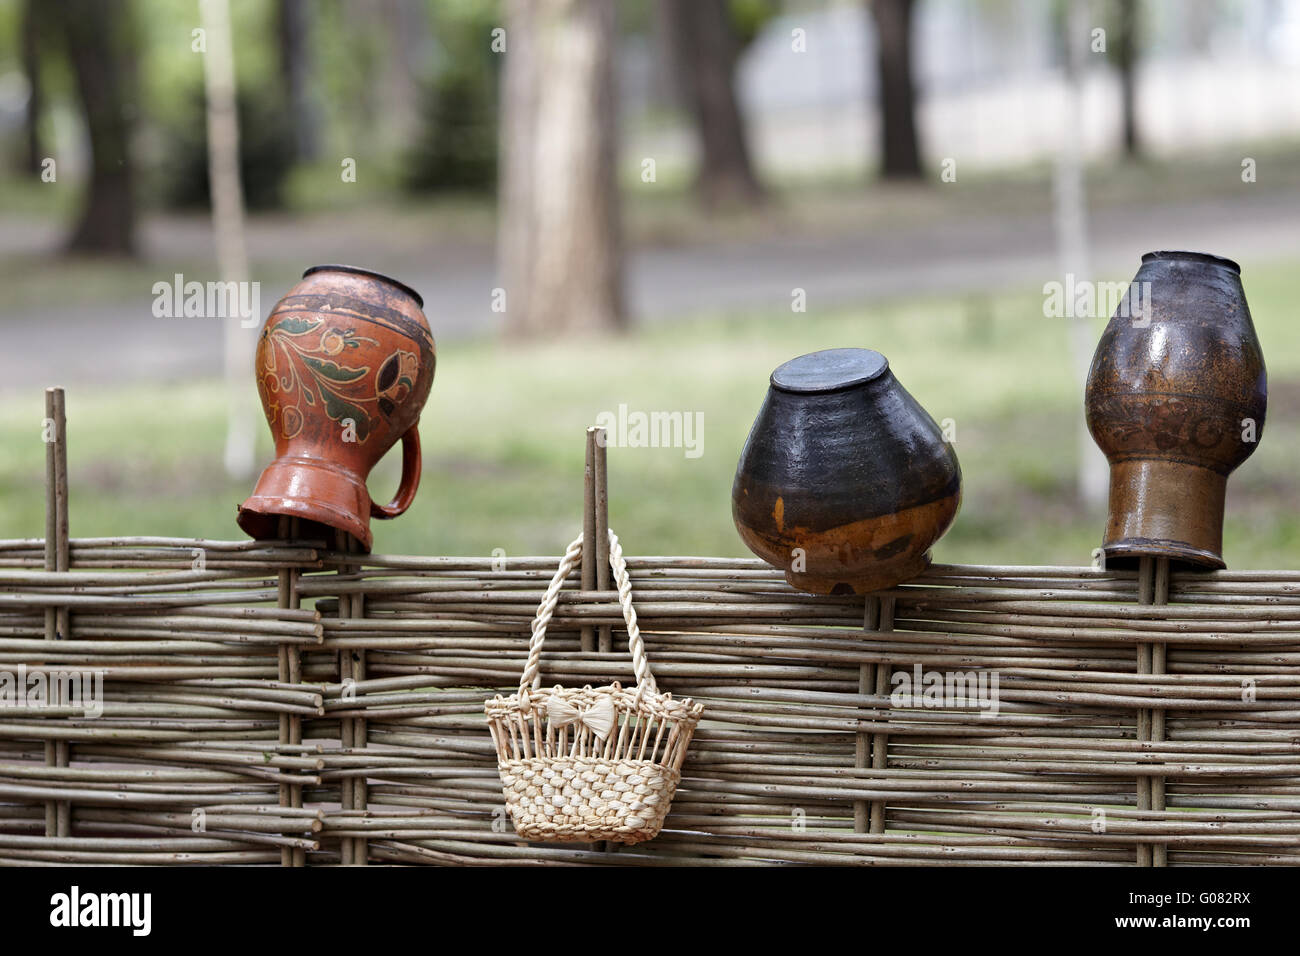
[518,529,657,699]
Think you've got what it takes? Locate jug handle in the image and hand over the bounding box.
[371,425,422,519]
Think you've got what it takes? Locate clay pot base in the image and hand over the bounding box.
[736,490,957,598]
[1101,459,1227,571]
[237,456,374,551]
[235,512,361,552]
[784,550,932,596]
[1101,541,1225,572]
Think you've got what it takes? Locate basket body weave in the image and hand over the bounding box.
[489,683,700,843]
[485,532,703,844]
[499,756,680,844]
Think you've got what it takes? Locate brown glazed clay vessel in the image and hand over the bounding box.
[237,265,436,551]
[1085,251,1265,569]
[733,348,961,595]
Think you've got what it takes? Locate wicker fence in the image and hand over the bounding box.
[4,540,1300,865]
[1,397,1298,865]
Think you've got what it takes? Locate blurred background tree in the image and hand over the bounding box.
[45,0,138,255]
[656,0,771,208]
[870,0,922,179]
[403,0,500,194]
[158,86,295,210]
[19,0,41,176]
[1108,0,1143,159]
[499,0,623,336]
[276,0,319,162]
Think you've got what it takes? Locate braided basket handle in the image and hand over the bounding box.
[517,530,657,700]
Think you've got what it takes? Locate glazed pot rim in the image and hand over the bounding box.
[302,264,425,309]
[770,348,890,395]
[1141,250,1241,274]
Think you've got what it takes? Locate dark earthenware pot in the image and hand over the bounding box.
[1085,251,1266,570]
[732,348,961,595]
[237,265,436,551]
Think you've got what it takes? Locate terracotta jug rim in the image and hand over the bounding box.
[771,347,890,395]
[1141,250,1240,273]
[302,264,425,309]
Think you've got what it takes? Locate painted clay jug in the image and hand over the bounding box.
[1085,251,1266,569]
[237,265,436,551]
[733,348,961,595]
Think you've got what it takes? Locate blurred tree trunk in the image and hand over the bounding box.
[200,0,257,479]
[48,0,137,255]
[1058,0,1108,509]
[1114,0,1140,158]
[378,0,424,152]
[499,0,624,336]
[21,0,43,175]
[344,0,423,156]
[657,0,764,209]
[871,0,922,179]
[277,0,318,160]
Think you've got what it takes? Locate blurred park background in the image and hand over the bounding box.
[1,0,1299,567]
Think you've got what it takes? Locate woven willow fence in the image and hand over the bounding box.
[5,543,1300,865]
[1,399,1298,864]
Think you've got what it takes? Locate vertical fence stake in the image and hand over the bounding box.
[288,585,306,867]
[42,391,57,836]
[868,597,896,834]
[593,428,612,655]
[580,429,597,654]
[1151,558,1169,867]
[277,518,291,866]
[1135,557,1169,865]
[337,529,355,865]
[42,387,71,837]
[277,516,305,866]
[590,426,613,855]
[351,530,369,866]
[855,596,881,833]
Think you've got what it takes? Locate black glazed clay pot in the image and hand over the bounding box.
[1085,251,1266,570]
[732,348,961,595]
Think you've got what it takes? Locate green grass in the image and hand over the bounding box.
[4,257,1300,568]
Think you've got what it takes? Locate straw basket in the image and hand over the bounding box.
[485,530,704,844]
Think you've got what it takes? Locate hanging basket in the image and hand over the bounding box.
[485,529,703,844]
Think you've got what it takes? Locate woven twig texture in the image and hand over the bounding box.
[1,538,1298,864]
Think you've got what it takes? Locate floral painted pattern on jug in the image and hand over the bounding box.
[258,314,417,443]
